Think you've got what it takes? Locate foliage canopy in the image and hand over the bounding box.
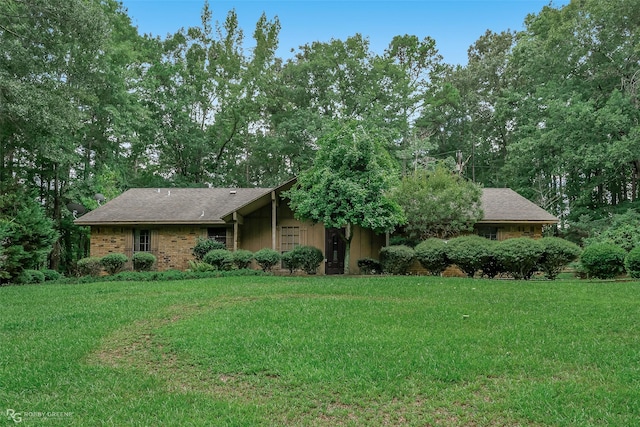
[285,121,405,274]
[392,167,483,241]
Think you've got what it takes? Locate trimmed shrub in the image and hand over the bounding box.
[100,253,128,275]
[294,246,324,274]
[538,237,582,280]
[625,247,640,278]
[231,249,254,270]
[281,250,302,274]
[445,235,492,278]
[580,243,626,279]
[77,257,103,276]
[203,249,234,270]
[478,239,503,279]
[414,238,449,276]
[132,252,156,272]
[494,237,544,280]
[14,269,46,285]
[254,248,281,272]
[357,258,381,274]
[379,245,415,275]
[192,237,226,261]
[42,269,62,281]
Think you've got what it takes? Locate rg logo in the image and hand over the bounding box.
[6,409,22,423]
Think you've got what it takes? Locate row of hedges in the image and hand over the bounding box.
[192,245,280,272]
[12,269,62,285]
[192,238,325,274]
[76,252,156,277]
[374,236,582,280]
[192,238,289,272]
[580,243,640,279]
[53,268,265,285]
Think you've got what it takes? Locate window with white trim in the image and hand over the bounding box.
[133,229,151,252]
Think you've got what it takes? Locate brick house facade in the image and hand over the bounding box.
[75,181,558,274]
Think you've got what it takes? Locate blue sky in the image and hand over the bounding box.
[120,0,568,66]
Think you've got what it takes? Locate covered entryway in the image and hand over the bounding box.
[325,228,346,274]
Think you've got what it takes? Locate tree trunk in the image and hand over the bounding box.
[632,160,640,201]
[50,163,61,271]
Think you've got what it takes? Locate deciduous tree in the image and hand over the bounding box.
[285,121,405,274]
[392,166,483,241]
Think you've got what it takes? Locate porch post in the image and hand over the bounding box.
[232,212,243,251]
[271,191,277,250]
[233,221,239,251]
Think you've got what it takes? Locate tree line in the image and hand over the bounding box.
[1,0,638,277]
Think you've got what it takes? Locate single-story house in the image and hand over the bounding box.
[474,188,559,240]
[74,180,558,274]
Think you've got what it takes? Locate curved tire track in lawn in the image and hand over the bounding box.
[86,294,520,426]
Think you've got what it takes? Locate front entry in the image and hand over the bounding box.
[325,228,346,274]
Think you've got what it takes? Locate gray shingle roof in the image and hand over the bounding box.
[480,188,558,223]
[74,187,273,225]
[74,185,558,226]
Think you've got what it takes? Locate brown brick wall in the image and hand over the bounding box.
[90,226,128,258]
[90,225,207,271]
[153,226,203,270]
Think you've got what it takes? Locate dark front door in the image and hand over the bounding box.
[325,228,346,274]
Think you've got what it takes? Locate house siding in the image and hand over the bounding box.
[90,225,207,271]
[475,223,545,240]
[87,222,543,274]
[240,201,385,274]
[90,227,129,258]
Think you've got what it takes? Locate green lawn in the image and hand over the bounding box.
[1,276,639,426]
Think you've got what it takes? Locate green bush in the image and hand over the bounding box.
[538,237,582,280]
[357,258,381,274]
[14,269,46,285]
[41,269,62,281]
[379,245,415,275]
[414,238,449,276]
[478,239,503,279]
[580,243,626,279]
[132,252,156,272]
[100,253,128,275]
[192,237,226,261]
[231,249,254,270]
[253,248,281,272]
[187,260,216,272]
[203,249,234,271]
[293,246,324,274]
[445,235,492,278]
[55,267,266,284]
[625,247,640,278]
[77,257,103,276]
[281,250,301,273]
[494,237,544,280]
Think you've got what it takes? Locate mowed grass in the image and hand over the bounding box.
[1,276,639,426]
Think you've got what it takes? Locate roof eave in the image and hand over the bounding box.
[222,178,297,221]
[74,220,228,226]
[477,219,559,224]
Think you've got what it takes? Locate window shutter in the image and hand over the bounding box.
[124,229,133,260]
[151,230,159,254]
